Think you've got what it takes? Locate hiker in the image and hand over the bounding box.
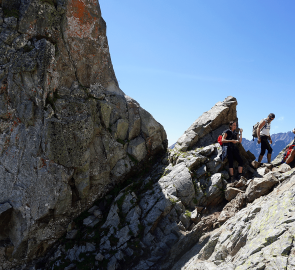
[221,121,243,182]
[285,128,295,167]
[257,113,275,164]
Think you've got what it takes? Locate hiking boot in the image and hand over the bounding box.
[229,176,235,183]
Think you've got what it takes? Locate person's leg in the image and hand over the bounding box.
[264,139,273,163]
[229,168,234,176]
[233,147,244,178]
[227,149,234,182]
[286,149,295,164]
[259,137,267,164]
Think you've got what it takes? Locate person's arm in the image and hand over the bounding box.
[257,120,266,143]
[221,132,239,144]
[238,128,243,143]
[269,135,272,144]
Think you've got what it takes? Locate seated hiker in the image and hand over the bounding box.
[257,113,275,165]
[221,121,244,182]
[285,128,295,167]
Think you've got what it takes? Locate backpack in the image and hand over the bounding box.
[282,145,295,163]
[217,130,230,146]
[252,119,267,141]
[217,135,223,146]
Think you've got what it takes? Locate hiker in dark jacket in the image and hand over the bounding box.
[221,121,243,182]
[257,113,275,165]
[285,128,295,167]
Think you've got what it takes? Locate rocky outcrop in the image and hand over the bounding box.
[19,97,262,270]
[173,96,237,152]
[17,92,295,270]
[0,0,167,268]
[180,169,295,270]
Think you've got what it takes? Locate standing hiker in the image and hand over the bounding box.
[257,113,275,165]
[221,121,244,182]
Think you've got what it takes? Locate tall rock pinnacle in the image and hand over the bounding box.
[0,0,167,268]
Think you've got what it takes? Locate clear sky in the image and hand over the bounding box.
[99,0,295,145]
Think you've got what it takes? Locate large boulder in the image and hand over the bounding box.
[173,96,237,152]
[0,0,167,268]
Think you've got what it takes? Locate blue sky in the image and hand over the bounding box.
[99,0,295,144]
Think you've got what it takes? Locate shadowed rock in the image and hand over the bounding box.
[0,0,167,267]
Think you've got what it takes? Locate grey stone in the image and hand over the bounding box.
[257,167,270,176]
[95,253,104,261]
[107,256,118,270]
[88,205,99,214]
[102,204,120,229]
[246,173,279,203]
[173,96,237,151]
[204,173,225,206]
[114,118,129,140]
[195,164,207,178]
[278,163,291,173]
[3,17,18,30]
[66,230,78,240]
[127,136,147,162]
[125,206,141,236]
[0,29,19,45]
[179,213,191,230]
[185,154,207,170]
[115,225,132,247]
[225,187,243,201]
[190,209,201,223]
[159,163,195,206]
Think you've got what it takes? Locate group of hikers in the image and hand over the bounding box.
[220,113,295,183]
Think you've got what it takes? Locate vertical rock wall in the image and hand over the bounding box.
[0,0,167,268]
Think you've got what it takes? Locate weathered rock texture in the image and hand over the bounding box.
[0,0,167,268]
[173,96,237,152]
[20,97,264,270]
[178,170,295,270]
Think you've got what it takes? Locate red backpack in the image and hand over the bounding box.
[217,135,223,146]
[282,145,295,162]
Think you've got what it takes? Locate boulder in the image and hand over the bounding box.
[246,173,279,203]
[278,163,291,173]
[173,96,237,151]
[225,187,243,201]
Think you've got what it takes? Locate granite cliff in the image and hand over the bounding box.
[0,0,167,268]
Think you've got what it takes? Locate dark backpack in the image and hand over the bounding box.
[252,119,267,141]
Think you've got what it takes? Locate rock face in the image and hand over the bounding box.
[173,96,237,152]
[180,171,295,270]
[16,93,294,270]
[0,0,167,268]
[21,96,263,270]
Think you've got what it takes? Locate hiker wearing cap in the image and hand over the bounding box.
[221,121,244,182]
[257,113,275,165]
[285,128,295,167]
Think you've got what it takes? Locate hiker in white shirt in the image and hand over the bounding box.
[257,113,275,164]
